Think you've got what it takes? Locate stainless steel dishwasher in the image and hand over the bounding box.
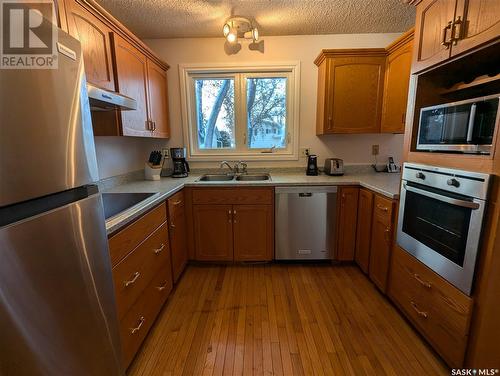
[275,186,337,260]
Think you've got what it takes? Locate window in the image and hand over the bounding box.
[180,63,300,161]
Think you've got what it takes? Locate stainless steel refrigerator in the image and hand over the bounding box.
[0,30,123,375]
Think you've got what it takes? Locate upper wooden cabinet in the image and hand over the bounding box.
[146,60,171,138]
[381,30,414,133]
[335,187,359,261]
[412,0,500,73]
[315,50,387,134]
[111,33,150,137]
[65,0,115,91]
[315,30,414,135]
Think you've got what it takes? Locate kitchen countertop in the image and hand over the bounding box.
[104,169,402,235]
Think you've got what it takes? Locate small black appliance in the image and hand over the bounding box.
[306,154,319,176]
[171,147,190,178]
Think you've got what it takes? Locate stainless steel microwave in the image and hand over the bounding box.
[416,94,500,154]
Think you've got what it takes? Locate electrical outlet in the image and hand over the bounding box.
[372,144,379,156]
[300,148,310,157]
[162,148,170,158]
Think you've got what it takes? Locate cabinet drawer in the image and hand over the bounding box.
[192,188,273,205]
[389,246,473,367]
[119,261,172,368]
[373,195,393,223]
[168,190,185,217]
[112,222,169,319]
[109,203,167,266]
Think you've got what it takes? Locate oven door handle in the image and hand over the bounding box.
[403,184,480,210]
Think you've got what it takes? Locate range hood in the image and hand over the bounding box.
[87,83,137,111]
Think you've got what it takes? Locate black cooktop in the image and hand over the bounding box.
[102,192,155,220]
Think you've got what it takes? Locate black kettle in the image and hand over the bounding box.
[306,155,319,176]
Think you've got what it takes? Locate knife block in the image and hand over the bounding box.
[144,163,162,181]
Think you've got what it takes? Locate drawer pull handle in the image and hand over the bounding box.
[156,282,169,291]
[172,200,182,206]
[130,316,145,334]
[410,301,428,319]
[413,273,432,289]
[170,223,176,229]
[154,243,165,255]
[124,272,140,287]
[377,204,389,212]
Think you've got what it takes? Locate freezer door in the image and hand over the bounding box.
[0,194,123,375]
[0,28,99,206]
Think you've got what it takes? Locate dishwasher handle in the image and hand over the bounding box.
[299,192,313,197]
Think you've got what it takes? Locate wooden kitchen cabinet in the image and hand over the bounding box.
[368,195,394,292]
[355,188,374,273]
[381,30,414,133]
[111,33,150,137]
[233,205,273,261]
[146,59,170,138]
[412,0,500,73]
[335,187,359,261]
[191,188,274,262]
[168,191,188,282]
[315,51,386,134]
[451,0,500,57]
[65,0,115,91]
[193,205,234,261]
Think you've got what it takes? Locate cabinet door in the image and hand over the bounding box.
[412,0,456,73]
[111,33,151,137]
[355,189,374,273]
[368,196,394,292]
[451,0,500,57]
[193,205,233,261]
[65,0,115,91]
[381,37,413,133]
[233,205,273,261]
[146,59,170,139]
[169,207,188,282]
[336,187,359,261]
[329,56,386,133]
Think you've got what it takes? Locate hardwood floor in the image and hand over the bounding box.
[128,264,448,375]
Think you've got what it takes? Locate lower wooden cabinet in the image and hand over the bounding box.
[191,187,274,262]
[108,202,173,369]
[233,205,273,261]
[335,187,359,261]
[193,204,234,261]
[389,245,473,368]
[368,195,394,292]
[167,191,188,282]
[355,188,374,273]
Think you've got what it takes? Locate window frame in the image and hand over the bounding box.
[179,62,301,161]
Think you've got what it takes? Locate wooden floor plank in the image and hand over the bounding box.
[129,264,448,376]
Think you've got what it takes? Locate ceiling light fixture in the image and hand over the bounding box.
[222,16,262,53]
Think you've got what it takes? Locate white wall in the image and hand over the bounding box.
[94,33,405,178]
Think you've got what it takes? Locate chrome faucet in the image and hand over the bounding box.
[220,160,234,174]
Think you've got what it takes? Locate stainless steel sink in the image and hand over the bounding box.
[235,174,271,181]
[198,174,234,181]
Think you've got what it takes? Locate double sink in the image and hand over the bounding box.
[198,173,271,182]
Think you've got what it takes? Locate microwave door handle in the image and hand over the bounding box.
[403,184,480,210]
[466,103,477,143]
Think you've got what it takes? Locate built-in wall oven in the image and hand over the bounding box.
[397,163,491,295]
[416,94,500,154]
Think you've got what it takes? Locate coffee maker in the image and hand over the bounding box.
[171,147,190,178]
[306,154,319,176]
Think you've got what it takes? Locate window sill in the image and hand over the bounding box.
[187,152,299,162]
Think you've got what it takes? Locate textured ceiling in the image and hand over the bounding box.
[96,0,416,39]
